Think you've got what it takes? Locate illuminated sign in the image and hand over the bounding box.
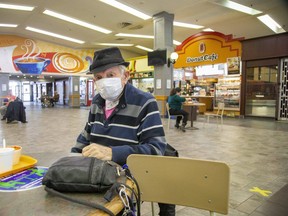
[186,53,218,63]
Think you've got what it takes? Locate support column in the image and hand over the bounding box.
[0,73,10,104]
[68,76,80,108]
[153,11,174,116]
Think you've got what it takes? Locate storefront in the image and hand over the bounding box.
[127,56,155,94]
[241,32,288,120]
[174,32,243,116]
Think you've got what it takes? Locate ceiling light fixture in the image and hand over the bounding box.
[173,21,204,29]
[0,24,18,27]
[99,0,151,20]
[116,33,154,39]
[116,33,180,45]
[168,52,179,68]
[26,26,85,44]
[95,43,134,46]
[257,14,286,34]
[214,0,262,15]
[43,10,112,34]
[135,45,153,52]
[203,28,214,32]
[0,3,34,11]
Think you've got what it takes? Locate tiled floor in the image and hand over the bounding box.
[0,103,288,216]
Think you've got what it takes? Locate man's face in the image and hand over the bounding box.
[93,66,129,87]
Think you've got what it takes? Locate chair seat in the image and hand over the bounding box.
[204,102,225,127]
[204,113,221,117]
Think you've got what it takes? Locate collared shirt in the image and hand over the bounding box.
[72,83,167,165]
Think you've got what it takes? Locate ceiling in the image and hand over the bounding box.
[0,0,288,57]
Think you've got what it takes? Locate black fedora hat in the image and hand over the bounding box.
[87,47,130,74]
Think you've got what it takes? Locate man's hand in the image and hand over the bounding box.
[82,143,112,161]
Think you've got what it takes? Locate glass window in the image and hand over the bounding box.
[245,66,278,117]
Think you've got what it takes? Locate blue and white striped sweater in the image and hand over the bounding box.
[72,83,167,165]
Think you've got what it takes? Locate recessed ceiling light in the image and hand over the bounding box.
[257,14,286,34]
[135,45,153,52]
[43,10,112,34]
[99,0,151,20]
[115,33,154,39]
[173,21,204,29]
[0,3,34,11]
[95,43,134,46]
[26,26,85,44]
[214,0,262,15]
[0,24,18,27]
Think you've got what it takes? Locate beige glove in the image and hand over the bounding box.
[82,143,112,161]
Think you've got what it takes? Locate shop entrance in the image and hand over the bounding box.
[245,65,277,118]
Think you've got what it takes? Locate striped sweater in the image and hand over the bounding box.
[71,83,167,165]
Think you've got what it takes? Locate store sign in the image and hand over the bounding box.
[127,57,154,72]
[174,32,242,68]
[186,53,218,63]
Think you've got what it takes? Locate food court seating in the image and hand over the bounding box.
[204,102,225,127]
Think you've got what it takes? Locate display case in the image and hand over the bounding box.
[215,76,241,111]
[130,71,153,79]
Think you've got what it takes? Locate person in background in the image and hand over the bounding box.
[0,90,16,120]
[71,47,175,216]
[50,91,59,107]
[168,87,189,131]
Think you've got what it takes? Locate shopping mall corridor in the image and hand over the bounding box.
[0,103,288,216]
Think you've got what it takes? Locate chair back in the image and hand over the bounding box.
[216,102,225,116]
[127,154,230,215]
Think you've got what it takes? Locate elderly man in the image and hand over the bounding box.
[71,47,175,216]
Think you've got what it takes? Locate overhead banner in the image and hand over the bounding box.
[174,32,243,68]
[0,35,94,75]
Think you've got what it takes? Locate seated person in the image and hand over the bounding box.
[1,90,16,120]
[168,87,189,131]
[5,98,27,123]
[50,91,59,107]
[71,47,175,216]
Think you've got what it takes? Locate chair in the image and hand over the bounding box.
[166,103,183,130]
[204,102,225,126]
[127,154,230,216]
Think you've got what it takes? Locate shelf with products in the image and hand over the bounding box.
[215,76,241,111]
[130,71,154,79]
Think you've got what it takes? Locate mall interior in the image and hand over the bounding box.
[0,1,288,216]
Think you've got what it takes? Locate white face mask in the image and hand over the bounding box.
[96,77,124,101]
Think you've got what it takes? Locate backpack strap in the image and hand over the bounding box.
[44,186,115,216]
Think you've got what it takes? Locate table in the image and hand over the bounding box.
[182,102,205,130]
[0,176,134,216]
[0,154,135,216]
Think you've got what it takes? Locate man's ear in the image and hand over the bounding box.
[124,70,130,80]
